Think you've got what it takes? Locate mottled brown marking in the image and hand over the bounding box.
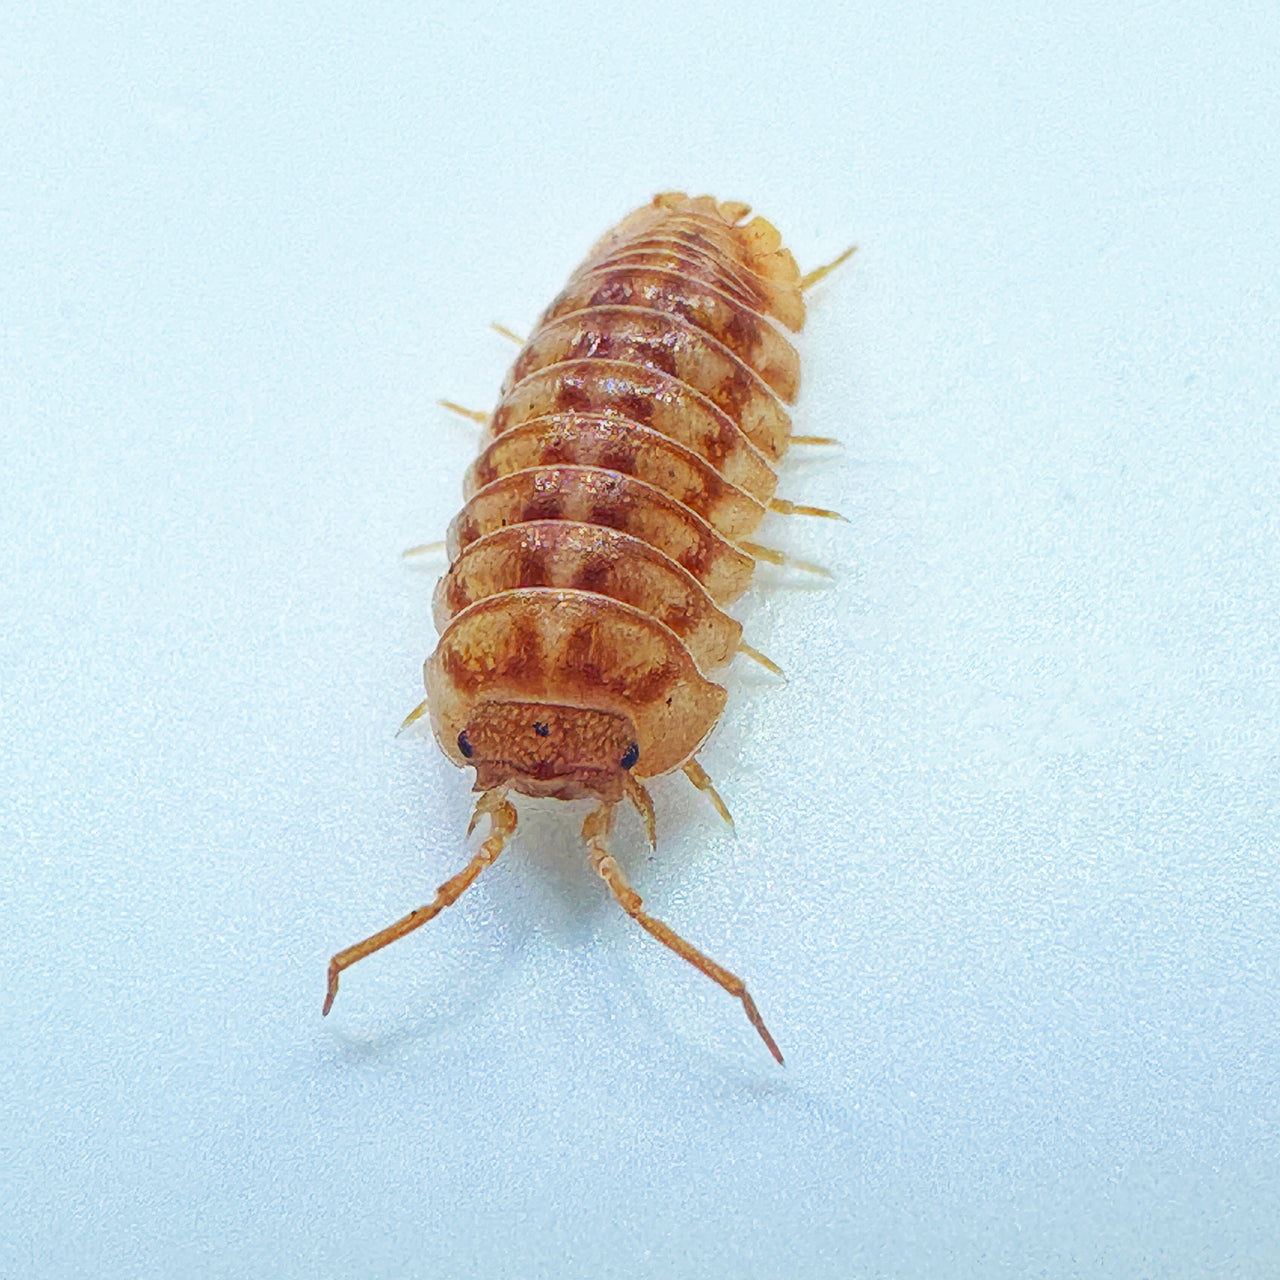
[577,548,614,594]
[597,434,639,473]
[521,489,561,524]
[441,644,479,697]
[586,246,761,313]
[591,229,795,318]
[616,383,655,425]
[454,465,753,601]
[504,614,544,684]
[489,364,778,503]
[503,307,790,460]
[516,537,549,588]
[554,372,594,413]
[473,417,768,537]
[541,267,800,401]
[718,363,755,419]
[561,619,676,707]
[432,520,743,674]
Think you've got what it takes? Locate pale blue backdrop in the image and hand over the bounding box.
[3,1,1277,1276]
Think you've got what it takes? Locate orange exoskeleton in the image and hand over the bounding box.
[323,193,853,1063]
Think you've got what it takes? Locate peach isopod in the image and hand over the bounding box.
[323,193,852,1063]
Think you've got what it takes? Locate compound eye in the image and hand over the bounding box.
[620,742,640,770]
[457,730,474,759]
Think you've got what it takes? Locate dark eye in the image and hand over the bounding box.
[457,730,474,758]
[533,721,550,737]
[620,742,639,770]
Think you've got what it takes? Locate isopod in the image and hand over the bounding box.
[323,192,852,1063]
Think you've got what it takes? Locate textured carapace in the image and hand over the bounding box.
[324,193,849,1064]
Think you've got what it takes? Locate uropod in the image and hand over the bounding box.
[323,193,853,1063]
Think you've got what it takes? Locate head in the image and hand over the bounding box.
[454,700,641,804]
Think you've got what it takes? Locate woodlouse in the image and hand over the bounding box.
[323,192,852,1063]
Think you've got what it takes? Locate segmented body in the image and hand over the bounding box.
[427,193,809,780]
[324,193,843,1064]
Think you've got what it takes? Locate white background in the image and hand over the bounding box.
[3,2,1278,1276]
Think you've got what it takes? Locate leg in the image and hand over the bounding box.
[490,322,524,345]
[323,790,517,1015]
[401,541,445,559]
[397,699,429,734]
[682,758,735,832]
[582,805,784,1065]
[736,640,784,679]
[800,245,857,291]
[623,772,657,850]
[437,398,489,424]
[739,541,833,580]
[767,497,848,522]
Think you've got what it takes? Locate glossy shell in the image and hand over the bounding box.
[426,192,807,784]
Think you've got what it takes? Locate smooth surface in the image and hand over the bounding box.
[3,2,1278,1276]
